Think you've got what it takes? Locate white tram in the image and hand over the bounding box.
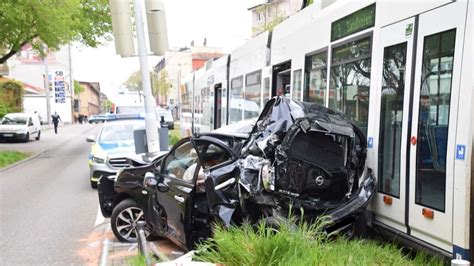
[180,0,473,260]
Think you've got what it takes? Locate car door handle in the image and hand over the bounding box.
[174,195,185,203]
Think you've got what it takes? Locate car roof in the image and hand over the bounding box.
[5,113,31,118]
[103,119,145,127]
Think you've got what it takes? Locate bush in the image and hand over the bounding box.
[0,79,24,118]
[195,219,443,265]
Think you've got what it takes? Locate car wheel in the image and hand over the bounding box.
[111,199,150,243]
[90,180,98,189]
[35,131,41,141]
[24,132,30,142]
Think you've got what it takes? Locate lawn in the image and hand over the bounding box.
[195,219,443,266]
[0,151,31,168]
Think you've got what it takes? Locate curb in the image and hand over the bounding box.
[0,149,48,173]
[0,125,97,173]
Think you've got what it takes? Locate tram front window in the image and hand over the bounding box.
[415,29,456,212]
[329,37,371,136]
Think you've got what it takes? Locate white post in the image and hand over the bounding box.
[132,0,160,152]
[42,44,52,125]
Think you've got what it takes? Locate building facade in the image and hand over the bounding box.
[75,81,100,120]
[154,45,224,110]
[5,44,74,123]
[249,0,304,37]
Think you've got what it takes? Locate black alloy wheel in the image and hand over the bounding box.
[111,199,151,243]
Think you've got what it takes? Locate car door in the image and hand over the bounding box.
[156,138,200,246]
[27,117,35,134]
[191,136,238,227]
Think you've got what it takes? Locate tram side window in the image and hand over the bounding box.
[329,37,371,136]
[305,52,327,105]
[244,70,262,119]
[292,69,302,101]
[378,42,407,198]
[229,76,244,124]
[415,29,456,212]
[263,78,271,104]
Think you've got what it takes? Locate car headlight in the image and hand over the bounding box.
[16,129,27,134]
[92,156,106,164]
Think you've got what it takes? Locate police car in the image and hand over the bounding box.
[86,117,150,188]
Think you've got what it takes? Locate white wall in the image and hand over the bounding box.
[23,95,72,124]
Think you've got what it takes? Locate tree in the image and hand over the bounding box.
[156,70,172,104]
[123,70,170,101]
[0,0,112,64]
[74,80,84,95]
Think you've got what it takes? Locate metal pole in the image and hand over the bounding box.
[68,44,74,122]
[132,0,160,152]
[42,44,52,125]
[177,64,181,120]
[136,221,151,266]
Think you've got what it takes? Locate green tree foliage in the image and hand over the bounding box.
[156,70,172,103]
[74,80,84,95]
[0,79,24,118]
[123,70,171,102]
[0,0,112,64]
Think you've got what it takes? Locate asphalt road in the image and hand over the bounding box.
[0,124,101,265]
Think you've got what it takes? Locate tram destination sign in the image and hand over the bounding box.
[331,4,375,42]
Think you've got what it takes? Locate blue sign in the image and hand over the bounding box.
[456,145,466,160]
[368,137,373,148]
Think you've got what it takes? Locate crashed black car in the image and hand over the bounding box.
[117,97,375,250]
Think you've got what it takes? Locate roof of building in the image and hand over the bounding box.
[78,81,101,95]
[192,52,224,61]
[0,77,45,95]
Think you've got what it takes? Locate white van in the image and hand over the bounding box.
[0,113,41,142]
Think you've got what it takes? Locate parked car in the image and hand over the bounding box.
[0,113,41,142]
[112,97,375,249]
[88,114,107,124]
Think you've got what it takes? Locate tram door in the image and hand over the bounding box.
[375,2,467,252]
[214,84,223,129]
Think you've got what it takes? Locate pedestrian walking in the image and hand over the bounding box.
[51,112,61,134]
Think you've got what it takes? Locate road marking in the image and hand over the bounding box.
[94,204,105,227]
[99,239,110,266]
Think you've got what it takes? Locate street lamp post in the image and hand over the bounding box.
[132,0,160,153]
[42,44,52,125]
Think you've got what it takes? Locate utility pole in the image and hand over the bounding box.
[177,64,181,120]
[68,44,74,122]
[42,44,52,125]
[132,0,160,152]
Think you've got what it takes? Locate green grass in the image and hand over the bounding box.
[0,151,31,168]
[169,122,181,147]
[195,220,443,266]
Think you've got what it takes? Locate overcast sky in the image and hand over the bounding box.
[72,0,253,102]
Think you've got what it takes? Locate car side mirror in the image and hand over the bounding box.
[157,181,169,193]
[143,172,158,188]
[86,136,95,143]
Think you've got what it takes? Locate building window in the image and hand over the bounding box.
[258,12,264,23]
[244,70,262,119]
[305,52,327,105]
[329,37,371,135]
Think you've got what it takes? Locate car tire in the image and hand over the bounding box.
[111,199,150,243]
[24,132,29,142]
[90,180,98,189]
[35,131,41,141]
